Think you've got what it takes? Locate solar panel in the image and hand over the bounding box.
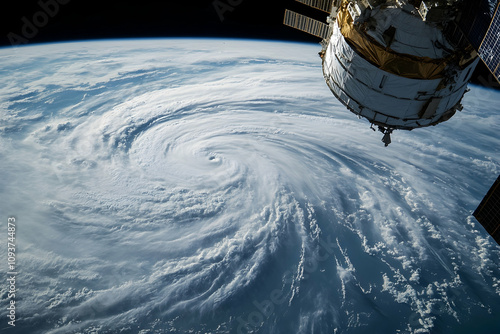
[295,0,332,13]
[283,9,330,39]
[473,175,500,245]
[478,2,500,83]
[457,0,492,50]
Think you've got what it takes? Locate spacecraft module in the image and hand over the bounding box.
[284,0,500,145]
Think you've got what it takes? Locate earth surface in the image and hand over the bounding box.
[1,39,500,334]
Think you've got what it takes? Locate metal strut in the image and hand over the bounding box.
[378,126,393,147]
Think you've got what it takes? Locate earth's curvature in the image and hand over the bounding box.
[1,39,499,334]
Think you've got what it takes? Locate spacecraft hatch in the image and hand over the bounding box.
[284,0,500,146]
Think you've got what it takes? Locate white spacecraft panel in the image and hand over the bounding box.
[295,0,332,13]
[479,2,500,82]
[364,8,452,59]
[322,22,478,129]
[283,9,330,39]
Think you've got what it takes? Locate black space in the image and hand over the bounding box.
[1,0,318,45]
[1,0,498,89]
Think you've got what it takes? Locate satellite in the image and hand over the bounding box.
[283,0,500,146]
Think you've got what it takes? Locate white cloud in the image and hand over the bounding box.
[0,39,499,334]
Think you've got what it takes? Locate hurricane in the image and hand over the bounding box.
[1,39,499,334]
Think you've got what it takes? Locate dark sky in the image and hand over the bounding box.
[1,0,320,46]
[1,0,498,88]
